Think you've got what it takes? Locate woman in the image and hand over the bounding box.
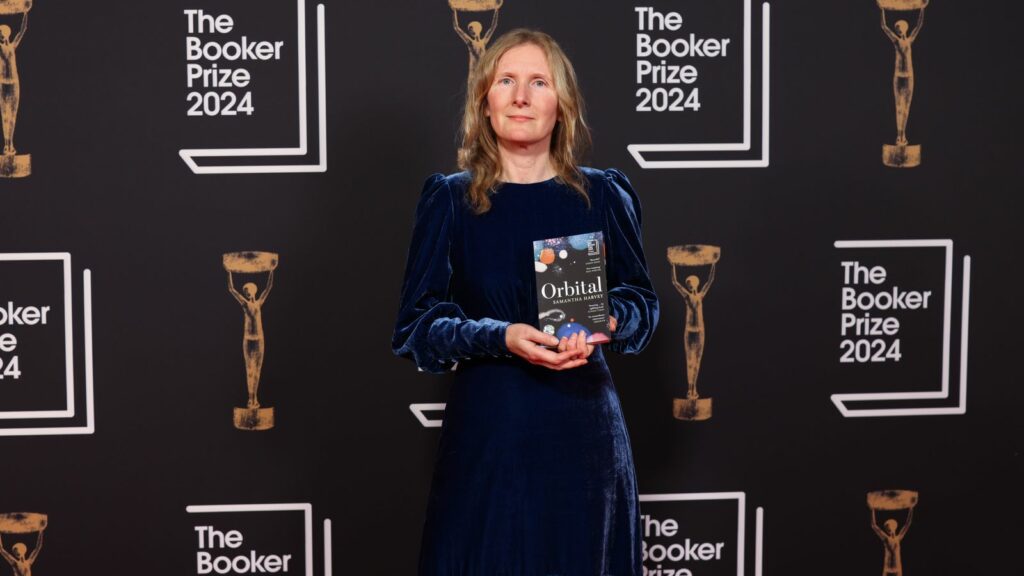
[393,29,658,575]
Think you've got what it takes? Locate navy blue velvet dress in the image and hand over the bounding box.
[393,168,659,576]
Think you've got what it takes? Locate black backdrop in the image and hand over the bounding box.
[0,0,1020,574]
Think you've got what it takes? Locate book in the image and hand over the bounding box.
[533,231,611,345]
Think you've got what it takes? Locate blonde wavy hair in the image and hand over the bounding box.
[458,29,592,214]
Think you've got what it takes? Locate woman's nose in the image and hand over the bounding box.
[513,84,529,106]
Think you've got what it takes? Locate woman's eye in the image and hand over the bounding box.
[533,79,548,87]
[498,78,514,86]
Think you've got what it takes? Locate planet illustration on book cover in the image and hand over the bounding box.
[569,236,592,251]
[556,321,591,340]
[555,321,609,343]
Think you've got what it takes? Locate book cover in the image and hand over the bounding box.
[533,231,611,345]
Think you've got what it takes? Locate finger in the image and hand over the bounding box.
[529,346,579,366]
[560,332,573,354]
[539,357,588,370]
[565,330,578,355]
[544,352,585,368]
[551,358,589,371]
[523,326,560,347]
[609,316,618,332]
[560,335,580,359]
[577,330,590,356]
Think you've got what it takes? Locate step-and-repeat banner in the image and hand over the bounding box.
[1,0,1019,574]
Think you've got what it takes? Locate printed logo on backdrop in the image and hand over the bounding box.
[627,0,770,169]
[187,503,332,576]
[179,0,327,174]
[0,513,46,575]
[639,493,764,576]
[410,403,445,428]
[877,0,929,168]
[0,0,32,178]
[667,245,718,421]
[0,253,96,437]
[831,240,970,417]
[449,0,502,82]
[867,490,918,576]
[223,252,277,431]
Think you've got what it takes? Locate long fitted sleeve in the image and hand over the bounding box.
[602,169,660,354]
[392,174,510,373]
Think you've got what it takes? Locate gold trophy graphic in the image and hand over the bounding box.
[667,245,718,421]
[449,0,502,76]
[0,512,46,576]
[867,490,917,576]
[878,0,928,168]
[0,0,30,178]
[224,251,277,431]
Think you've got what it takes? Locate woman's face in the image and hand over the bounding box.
[486,43,559,151]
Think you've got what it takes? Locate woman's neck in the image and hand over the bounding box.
[497,139,556,184]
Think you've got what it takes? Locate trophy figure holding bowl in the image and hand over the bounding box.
[449,0,503,76]
[867,490,917,576]
[224,251,278,431]
[0,0,32,178]
[877,0,929,167]
[0,512,46,575]
[667,245,719,421]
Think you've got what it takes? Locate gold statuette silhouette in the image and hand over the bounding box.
[877,0,928,168]
[224,251,277,431]
[667,245,718,421]
[867,490,917,576]
[0,512,46,576]
[0,0,30,178]
[449,0,502,77]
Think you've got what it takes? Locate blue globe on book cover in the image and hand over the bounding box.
[533,231,611,344]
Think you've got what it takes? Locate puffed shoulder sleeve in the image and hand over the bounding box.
[391,174,510,373]
[603,169,660,354]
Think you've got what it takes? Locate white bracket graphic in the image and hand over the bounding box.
[0,254,96,436]
[639,492,765,576]
[186,503,333,576]
[832,239,971,417]
[179,1,327,174]
[628,0,770,169]
[410,403,446,428]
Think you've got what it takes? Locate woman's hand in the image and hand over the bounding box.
[556,329,593,360]
[505,317,617,370]
[554,316,617,359]
[505,323,589,370]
